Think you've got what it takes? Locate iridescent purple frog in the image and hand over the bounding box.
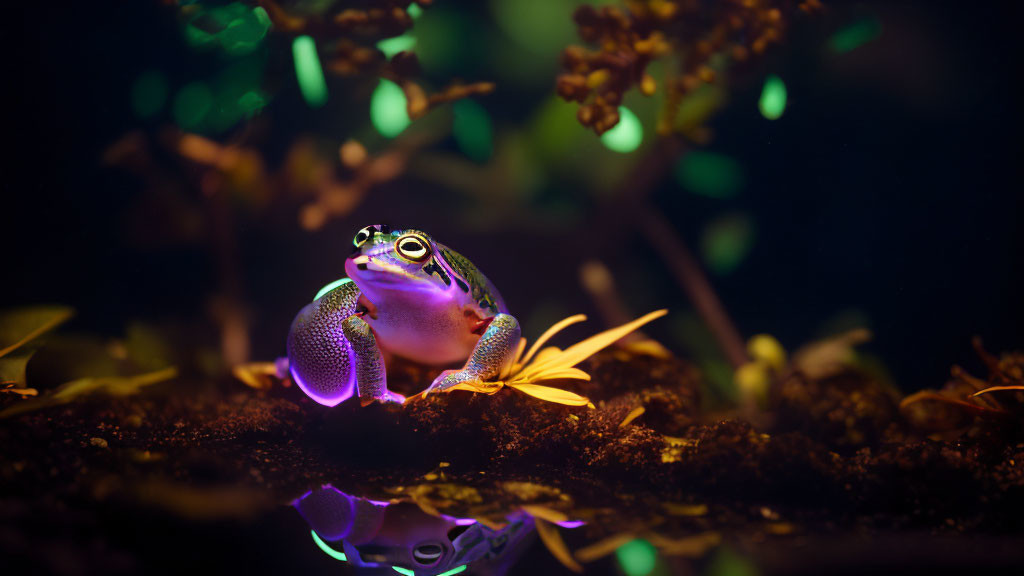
[286,225,520,406]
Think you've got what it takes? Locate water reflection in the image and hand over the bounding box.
[293,485,548,575]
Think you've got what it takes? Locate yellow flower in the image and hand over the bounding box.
[415,310,668,407]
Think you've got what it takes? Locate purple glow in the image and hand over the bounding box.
[453,518,477,526]
[290,365,353,407]
[556,520,586,529]
[368,499,392,507]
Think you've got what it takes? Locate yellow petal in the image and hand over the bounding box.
[448,380,504,395]
[510,367,591,384]
[519,314,587,367]
[518,310,668,380]
[508,383,592,406]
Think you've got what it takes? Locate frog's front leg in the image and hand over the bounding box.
[341,315,405,406]
[428,313,521,393]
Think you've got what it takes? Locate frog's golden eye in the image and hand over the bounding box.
[353,225,377,248]
[395,234,430,262]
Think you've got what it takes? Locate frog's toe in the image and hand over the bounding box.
[427,369,466,394]
[358,390,406,407]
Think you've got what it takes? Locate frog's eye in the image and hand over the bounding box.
[395,235,430,262]
[353,226,377,248]
[412,543,444,564]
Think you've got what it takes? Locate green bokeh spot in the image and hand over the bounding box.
[600,106,643,153]
[173,82,214,130]
[292,35,328,108]
[453,99,493,163]
[758,75,787,121]
[371,79,411,138]
[407,3,423,19]
[131,70,169,119]
[377,34,417,59]
[616,539,657,576]
[675,152,744,199]
[183,3,270,55]
[706,547,760,576]
[237,91,268,117]
[701,214,755,275]
[829,17,882,54]
[491,0,578,56]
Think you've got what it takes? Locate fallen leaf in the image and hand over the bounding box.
[535,518,583,573]
[0,306,74,358]
[0,367,177,419]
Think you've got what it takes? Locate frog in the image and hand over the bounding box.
[286,224,520,406]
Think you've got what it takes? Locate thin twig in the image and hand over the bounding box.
[634,203,749,368]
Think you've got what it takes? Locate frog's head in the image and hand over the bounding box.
[345,224,450,302]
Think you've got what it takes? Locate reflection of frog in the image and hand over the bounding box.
[286,225,520,406]
[293,486,535,576]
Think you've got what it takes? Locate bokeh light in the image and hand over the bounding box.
[675,151,744,199]
[758,75,787,120]
[377,34,417,59]
[453,99,493,163]
[371,79,411,138]
[615,539,657,576]
[829,17,882,54]
[701,214,755,275]
[130,70,169,119]
[600,106,643,153]
[292,35,328,108]
[173,82,214,129]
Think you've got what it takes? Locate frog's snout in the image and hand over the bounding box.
[350,254,371,271]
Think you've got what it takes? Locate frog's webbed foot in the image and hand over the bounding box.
[341,315,404,406]
[427,314,520,394]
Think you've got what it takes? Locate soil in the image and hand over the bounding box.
[2,348,1023,575]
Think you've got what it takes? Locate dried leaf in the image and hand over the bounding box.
[662,503,708,516]
[619,406,646,428]
[645,531,721,557]
[973,385,1024,397]
[0,306,74,358]
[232,362,280,390]
[521,505,569,524]
[0,367,177,419]
[535,519,583,573]
[574,532,639,563]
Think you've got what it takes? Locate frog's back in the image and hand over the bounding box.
[435,242,507,317]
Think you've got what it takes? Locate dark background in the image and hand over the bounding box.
[5,0,1022,392]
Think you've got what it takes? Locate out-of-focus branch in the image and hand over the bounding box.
[634,203,749,368]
